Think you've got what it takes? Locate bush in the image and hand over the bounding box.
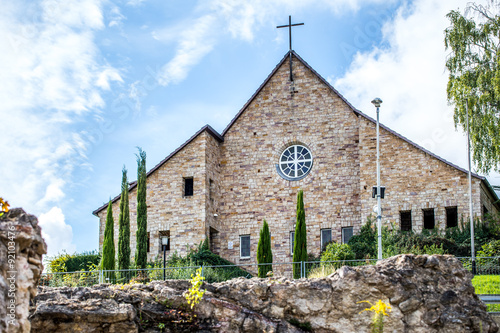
[148,240,250,283]
[47,250,101,273]
[320,242,355,263]
[348,217,376,259]
[478,239,500,257]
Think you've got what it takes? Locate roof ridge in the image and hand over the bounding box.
[92,125,223,216]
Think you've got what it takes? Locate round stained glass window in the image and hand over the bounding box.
[278,145,313,180]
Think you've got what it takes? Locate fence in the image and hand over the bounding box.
[39,256,500,288]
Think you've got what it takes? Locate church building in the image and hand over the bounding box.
[93,51,500,265]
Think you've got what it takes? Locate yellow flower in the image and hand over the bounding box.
[358,299,392,316]
[0,198,9,213]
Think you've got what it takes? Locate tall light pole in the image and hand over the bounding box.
[466,100,476,274]
[372,97,383,260]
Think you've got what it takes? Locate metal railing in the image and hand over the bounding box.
[39,256,500,288]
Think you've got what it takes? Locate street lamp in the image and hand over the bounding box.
[371,97,383,260]
[161,236,169,280]
[465,100,476,274]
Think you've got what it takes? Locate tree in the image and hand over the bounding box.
[135,147,148,269]
[293,190,307,278]
[101,200,116,280]
[445,2,500,173]
[118,166,131,273]
[257,219,273,278]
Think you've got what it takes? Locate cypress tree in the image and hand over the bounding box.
[257,219,273,278]
[118,166,131,273]
[293,190,307,278]
[102,200,116,281]
[135,148,148,269]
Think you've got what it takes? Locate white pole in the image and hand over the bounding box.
[466,100,476,274]
[376,106,383,260]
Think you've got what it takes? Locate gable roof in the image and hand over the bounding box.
[221,51,499,203]
[94,51,499,216]
[223,51,490,179]
[92,125,223,216]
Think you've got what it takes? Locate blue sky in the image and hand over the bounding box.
[1,0,498,258]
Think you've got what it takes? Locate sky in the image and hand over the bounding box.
[1,0,499,258]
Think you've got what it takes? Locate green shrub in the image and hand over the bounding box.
[320,242,355,263]
[257,220,273,278]
[135,147,148,269]
[293,190,307,279]
[348,217,376,259]
[47,250,101,273]
[148,240,250,283]
[478,239,500,257]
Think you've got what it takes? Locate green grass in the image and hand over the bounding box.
[472,275,500,312]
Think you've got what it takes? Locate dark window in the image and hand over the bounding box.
[147,232,150,252]
[321,229,332,250]
[209,179,214,202]
[483,205,489,220]
[400,211,412,231]
[342,227,353,244]
[446,207,458,228]
[423,209,435,229]
[240,235,250,258]
[290,231,295,255]
[184,178,193,197]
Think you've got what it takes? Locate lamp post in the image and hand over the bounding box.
[371,97,383,260]
[466,100,476,274]
[161,236,169,280]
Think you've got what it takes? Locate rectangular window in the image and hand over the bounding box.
[147,232,150,253]
[446,207,458,228]
[400,211,412,231]
[290,231,295,255]
[423,209,435,229]
[483,205,489,220]
[184,177,193,197]
[321,229,332,251]
[209,179,214,202]
[240,235,250,258]
[342,227,353,244]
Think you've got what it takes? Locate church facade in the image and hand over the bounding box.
[93,52,500,264]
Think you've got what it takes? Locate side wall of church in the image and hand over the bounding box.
[358,116,483,231]
[205,133,222,253]
[98,132,211,261]
[217,56,361,266]
[480,182,500,217]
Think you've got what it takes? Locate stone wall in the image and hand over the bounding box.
[30,255,498,332]
[358,115,485,232]
[0,208,47,333]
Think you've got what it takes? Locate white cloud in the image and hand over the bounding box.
[153,0,395,89]
[38,207,76,257]
[0,0,122,218]
[127,0,147,7]
[158,15,217,86]
[333,0,477,171]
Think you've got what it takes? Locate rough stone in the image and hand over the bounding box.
[0,208,47,333]
[30,255,498,332]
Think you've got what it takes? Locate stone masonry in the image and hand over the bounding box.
[30,255,499,332]
[94,51,500,266]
